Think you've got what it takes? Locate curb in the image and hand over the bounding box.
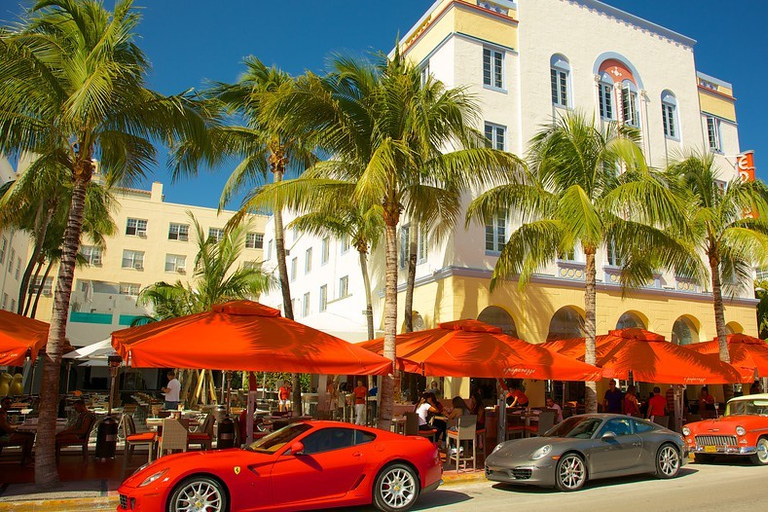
[0,497,117,511]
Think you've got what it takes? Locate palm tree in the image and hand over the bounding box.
[667,153,768,376]
[756,279,768,340]
[259,51,523,428]
[467,112,691,413]
[137,214,273,320]
[0,0,210,487]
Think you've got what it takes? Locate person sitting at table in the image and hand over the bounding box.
[161,371,181,411]
[56,400,95,447]
[0,396,35,465]
[446,396,467,425]
[545,396,564,423]
[506,385,529,408]
[699,386,716,419]
[623,385,641,417]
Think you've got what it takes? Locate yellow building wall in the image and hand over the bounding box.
[699,89,737,122]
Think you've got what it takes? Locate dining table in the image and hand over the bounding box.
[16,418,69,433]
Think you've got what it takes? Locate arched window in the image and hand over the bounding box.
[672,316,699,346]
[620,80,639,128]
[550,54,571,108]
[478,306,518,338]
[547,306,585,341]
[661,90,678,139]
[598,72,614,120]
[616,312,646,330]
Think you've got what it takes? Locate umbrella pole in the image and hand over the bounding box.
[225,371,232,416]
[65,361,73,393]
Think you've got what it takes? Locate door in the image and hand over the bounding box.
[269,427,368,507]
[590,417,643,475]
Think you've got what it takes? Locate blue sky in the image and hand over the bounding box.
[3,0,766,209]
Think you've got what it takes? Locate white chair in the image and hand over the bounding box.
[157,418,188,458]
[446,415,478,472]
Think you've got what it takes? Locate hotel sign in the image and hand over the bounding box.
[737,150,755,182]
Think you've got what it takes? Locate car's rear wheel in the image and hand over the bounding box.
[750,437,768,465]
[656,444,681,479]
[555,453,586,492]
[167,475,228,512]
[373,463,420,512]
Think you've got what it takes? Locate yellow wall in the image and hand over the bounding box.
[699,89,737,122]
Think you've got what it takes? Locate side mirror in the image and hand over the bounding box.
[601,431,616,440]
[290,441,305,455]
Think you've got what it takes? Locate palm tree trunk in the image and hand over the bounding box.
[404,226,417,333]
[24,258,44,316]
[30,259,54,319]
[584,248,598,414]
[35,168,90,488]
[17,203,52,314]
[359,250,375,340]
[709,253,734,403]
[377,209,399,431]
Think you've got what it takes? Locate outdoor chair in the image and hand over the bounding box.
[535,410,557,436]
[0,437,30,465]
[122,415,157,477]
[404,412,437,442]
[157,418,188,458]
[446,415,478,472]
[652,415,670,428]
[505,413,528,440]
[55,414,96,459]
[188,413,214,451]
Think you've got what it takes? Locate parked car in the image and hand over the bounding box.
[117,421,442,512]
[683,393,768,465]
[485,414,686,491]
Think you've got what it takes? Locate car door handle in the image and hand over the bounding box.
[632,442,641,447]
[353,452,363,457]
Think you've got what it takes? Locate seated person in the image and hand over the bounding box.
[56,400,95,445]
[545,396,564,423]
[0,396,35,465]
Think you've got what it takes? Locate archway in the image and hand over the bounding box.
[477,306,518,338]
[725,321,743,335]
[671,316,700,346]
[547,306,585,341]
[615,311,647,330]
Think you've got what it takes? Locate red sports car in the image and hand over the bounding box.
[117,420,442,512]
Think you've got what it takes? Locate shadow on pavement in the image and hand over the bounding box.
[340,488,473,511]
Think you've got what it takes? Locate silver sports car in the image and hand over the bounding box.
[485,414,687,491]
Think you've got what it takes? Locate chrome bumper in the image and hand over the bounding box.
[690,445,757,455]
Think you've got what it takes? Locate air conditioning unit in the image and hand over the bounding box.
[138,231,147,238]
[134,262,144,270]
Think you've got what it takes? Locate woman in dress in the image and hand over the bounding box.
[624,385,641,417]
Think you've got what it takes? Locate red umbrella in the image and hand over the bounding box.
[688,334,768,377]
[111,301,392,375]
[0,310,49,366]
[360,319,602,381]
[542,328,752,384]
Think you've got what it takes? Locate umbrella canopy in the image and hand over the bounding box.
[688,334,768,378]
[63,338,119,360]
[111,301,392,375]
[359,319,602,381]
[0,310,49,366]
[542,328,752,384]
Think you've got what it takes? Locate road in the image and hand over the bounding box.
[350,459,765,512]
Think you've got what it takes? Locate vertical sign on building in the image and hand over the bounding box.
[737,150,755,182]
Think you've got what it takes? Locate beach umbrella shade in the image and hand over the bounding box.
[0,310,49,366]
[359,319,603,381]
[111,301,392,376]
[687,333,768,378]
[63,338,118,360]
[542,328,752,385]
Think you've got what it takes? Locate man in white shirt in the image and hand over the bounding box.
[546,396,564,423]
[162,371,181,410]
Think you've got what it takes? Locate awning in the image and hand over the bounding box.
[688,334,768,378]
[0,310,49,366]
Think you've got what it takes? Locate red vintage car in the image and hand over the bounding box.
[683,393,768,465]
[117,421,442,512]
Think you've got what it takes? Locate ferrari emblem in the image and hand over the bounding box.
[234,466,241,475]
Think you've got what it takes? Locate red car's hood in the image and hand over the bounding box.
[687,415,758,432]
[122,448,269,488]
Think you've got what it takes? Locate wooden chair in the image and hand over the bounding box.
[446,415,478,472]
[404,412,437,442]
[188,414,214,451]
[0,436,33,465]
[157,419,188,458]
[56,413,96,459]
[122,415,157,477]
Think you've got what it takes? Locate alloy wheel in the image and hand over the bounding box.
[379,467,417,510]
[172,480,224,512]
[558,454,586,490]
[658,445,680,477]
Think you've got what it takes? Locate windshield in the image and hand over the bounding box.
[246,423,312,453]
[545,416,603,439]
[726,399,768,417]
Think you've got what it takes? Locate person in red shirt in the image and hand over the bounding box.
[507,386,529,408]
[278,383,291,412]
[699,386,716,419]
[646,386,667,420]
[353,379,368,425]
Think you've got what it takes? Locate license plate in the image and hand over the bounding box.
[704,445,717,453]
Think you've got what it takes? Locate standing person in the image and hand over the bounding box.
[325,377,339,418]
[603,380,623,414]
[647,386,668,421]
[353,379,368,425]
[750,380,763,394]
[161,371,181,411]
[545,396,564,423]
[506,385,529,408]
[430,380,441,399]
[278,382,291,413]
[0,396,35,465]
[623,385,641,417]
[699,387,716,419]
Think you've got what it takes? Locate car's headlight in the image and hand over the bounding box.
[736,426,746,436]
[682,427,691,436]
[531,445,552,460]
[139,469,168,487]
[492,443,504,454]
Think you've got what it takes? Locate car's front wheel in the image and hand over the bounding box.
[373,463,420,512]
[167,475,228,512]
[555,453,587,492]
[656,444,681,479]
[750,437,768,466]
